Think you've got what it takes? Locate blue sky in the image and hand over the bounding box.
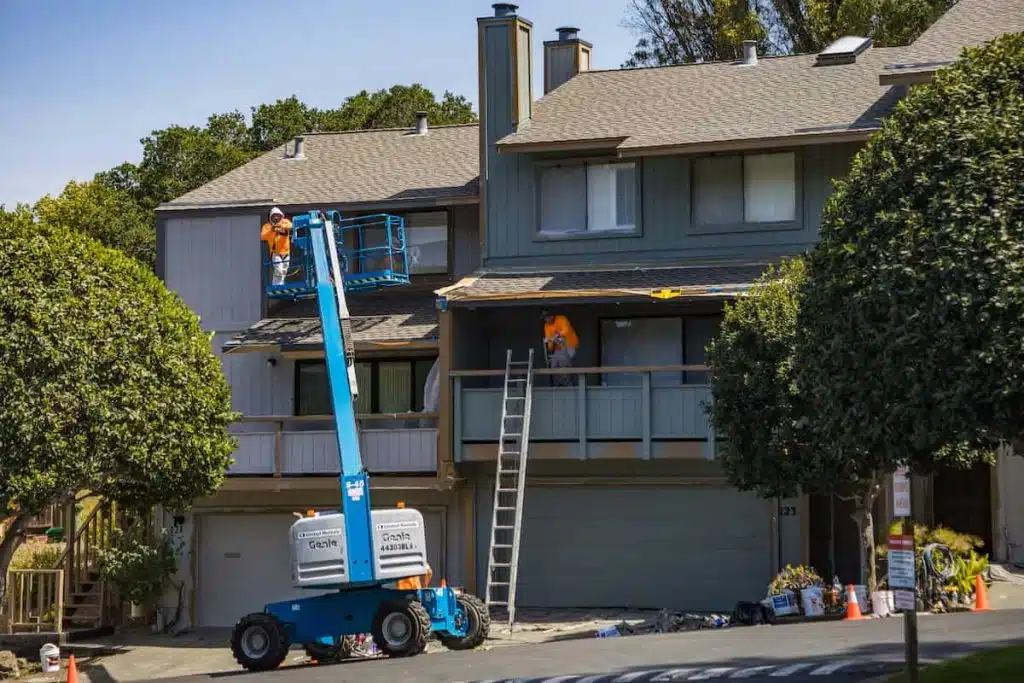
[0,0,639,207]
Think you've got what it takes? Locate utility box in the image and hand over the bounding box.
[291,508,430,588]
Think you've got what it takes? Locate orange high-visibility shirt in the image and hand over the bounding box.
[261,218,293,257]
[544,315,579,349]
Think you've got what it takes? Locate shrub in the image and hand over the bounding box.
[98,527,179,607]
[10,539,65,570]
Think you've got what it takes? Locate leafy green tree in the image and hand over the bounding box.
[35,180,156,270]
[705,258,820,501]
[796,32,1024,591]
[623,0,953,66]
[0,206,238,606]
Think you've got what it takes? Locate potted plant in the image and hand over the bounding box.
[97,526,179,626]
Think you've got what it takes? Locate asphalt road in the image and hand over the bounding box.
[154,610,1024,683]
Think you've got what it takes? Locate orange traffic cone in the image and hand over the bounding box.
[66,655,79,683]
[972,574,992,612]
[844,584,868,620]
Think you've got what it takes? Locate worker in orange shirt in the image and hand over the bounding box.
[542,309,579,386]
[261,207,293,285]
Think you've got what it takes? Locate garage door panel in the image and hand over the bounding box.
[477,485,772,611]
[198,509,444,628]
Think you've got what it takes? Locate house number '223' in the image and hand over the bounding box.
[779,506,797,517]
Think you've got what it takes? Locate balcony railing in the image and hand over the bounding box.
[452,365,715,460]
[229,414,438,476]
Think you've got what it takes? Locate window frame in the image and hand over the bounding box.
[534,158,642,241]
[294,356,438,416]
[596,313,722,386]
[344,208,452,278]
[688,150,802,236]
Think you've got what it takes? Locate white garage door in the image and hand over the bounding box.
[197,509,444,627]
[476,486,773,611]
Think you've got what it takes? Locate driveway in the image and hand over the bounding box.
[77,610,1024,683]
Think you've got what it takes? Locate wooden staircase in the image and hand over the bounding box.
[54,499,119,632]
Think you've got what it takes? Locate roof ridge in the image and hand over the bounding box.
[576,44,906,77]
[300,122,479,137]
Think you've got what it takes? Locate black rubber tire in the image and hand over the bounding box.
[303,635,357,663]
[439,593,490,651]
[371,599,431,658]
[230,612,290,672]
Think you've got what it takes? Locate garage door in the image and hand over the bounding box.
[476,486,772,611]
[197,509,444,627]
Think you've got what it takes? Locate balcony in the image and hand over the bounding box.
[452,365,715,461]
[228,414,438,476]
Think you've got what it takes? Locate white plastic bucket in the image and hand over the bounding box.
[872,590,894,617]
[801,587,825,617]
[39,643,60,674]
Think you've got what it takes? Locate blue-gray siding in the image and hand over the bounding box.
[482,142,861,266]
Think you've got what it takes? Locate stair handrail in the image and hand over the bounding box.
[52,497,110,570]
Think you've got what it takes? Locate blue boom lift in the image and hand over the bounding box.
[229,211,489,671]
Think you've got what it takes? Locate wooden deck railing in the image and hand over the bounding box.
[4,569,64,633]
[451,364,715,459]
[231,413,440,476]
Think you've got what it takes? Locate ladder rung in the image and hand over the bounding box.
[491,562,512,568]
[494,525,514,530]
[496,488,518,493]
[495,506,516,511]
[492,543,512,549]
[503,433,522,438]
[488,599,509,605]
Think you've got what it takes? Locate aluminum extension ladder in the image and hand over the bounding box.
[484,349,535,631]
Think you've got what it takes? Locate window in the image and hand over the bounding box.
[295,358,437,416]
[344,211,448,276]
[598,316,722,386]
[693,152,796,226]
[599,317,683,387]
[538,162,637,236]
[404,212,448,275]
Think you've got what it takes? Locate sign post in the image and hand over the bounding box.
[891,467,918,683]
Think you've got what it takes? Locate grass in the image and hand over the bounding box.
[886,644,1024,682]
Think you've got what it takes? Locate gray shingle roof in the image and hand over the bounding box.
[437,263,769,304]
[223,290,438,353]
[879,0,1024,80]
[498,0,1024,153]
[161,124,480,211]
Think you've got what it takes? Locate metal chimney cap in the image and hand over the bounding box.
[414,111,429,135]
[292,135,306,159]
[492,3,518,17]
[742,40,758,66]
[556,26,580,40]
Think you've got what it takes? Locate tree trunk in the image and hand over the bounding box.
[0,515,28,616]
[850,475,883,593]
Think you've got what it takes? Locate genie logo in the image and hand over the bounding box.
[345,480,365,502]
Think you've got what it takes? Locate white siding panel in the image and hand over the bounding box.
[165,215,263,330]
[211,332,294,419]
[230,433,275,474]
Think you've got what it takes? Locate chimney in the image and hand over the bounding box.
[544,26,593,94]
[478,3,534,253]
[292,135,305,159]
[742,40,758,66]
[415,111,428,135]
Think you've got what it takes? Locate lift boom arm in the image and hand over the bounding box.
[307,213,375,584]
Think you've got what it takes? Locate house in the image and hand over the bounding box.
[434,0,1024,610]
[152,122,482,628]
[151,0,1024,628]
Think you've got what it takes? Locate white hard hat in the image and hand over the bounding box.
[269,207,284,217]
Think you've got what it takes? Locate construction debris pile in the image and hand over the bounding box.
[596,610,731,638]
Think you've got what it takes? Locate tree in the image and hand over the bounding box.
[795,32,1024,591]
[623,0,954,66]
[705,258,820,502]
[34,180,156,269]
[0,206,238,606]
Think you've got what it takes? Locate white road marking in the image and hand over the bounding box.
[575,676,610,683]
[769,663,812,676]
[728,666,776,678]
[688,668,736,679]
[610,671,651,683]
[809,661,857,675]
[540,677,582,683]
[650,669,698,681]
